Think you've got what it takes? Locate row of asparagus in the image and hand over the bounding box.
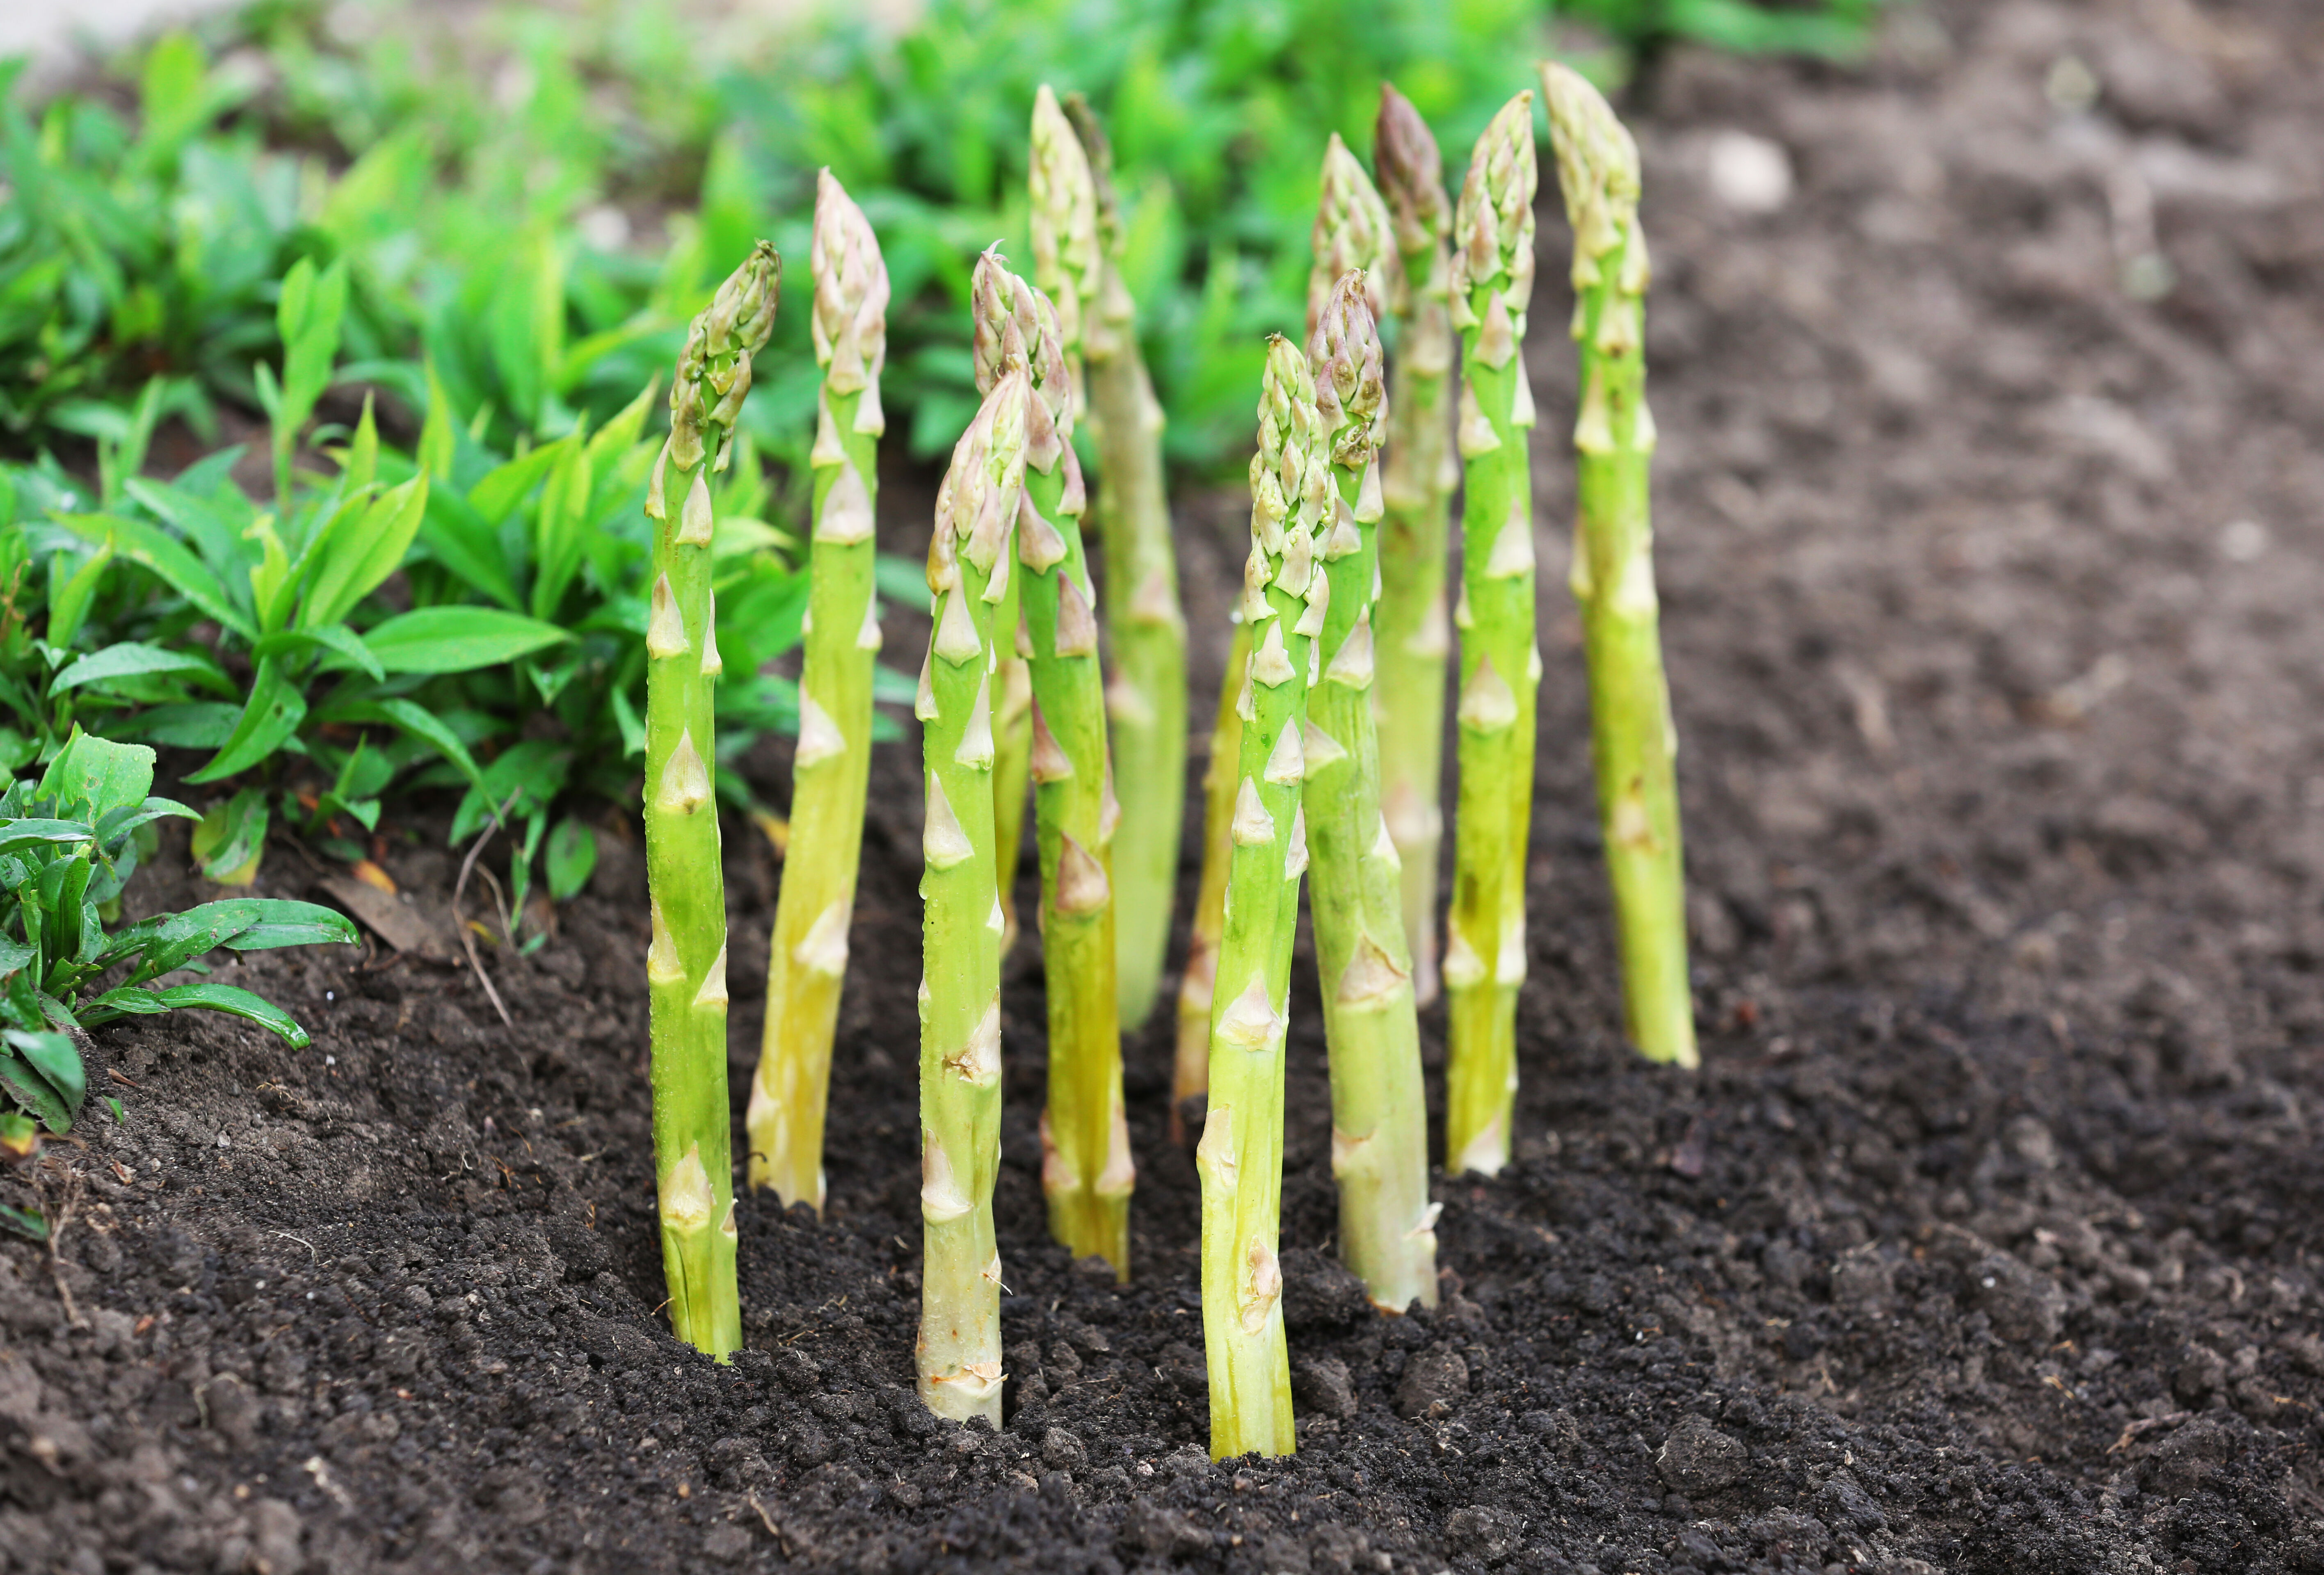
[636,64,1693,1454]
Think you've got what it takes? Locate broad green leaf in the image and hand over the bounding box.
[152,983,311,1048]
[186,660,304,783]
[2,1028,82,1120]
[545,815,597,902]
[37,730,156,821]
[50,642,226,695]
[278,256,350,429]
[0,821,94,857]
[300,473,430,630]
[0,1048,71,1134]
[215,900,358,952]
[467,437,569,526]
[55,513,252,639]
[416,487,522,611]
[0,1200,46,1242]
[46,540,115,650]
[325,699,487,792]
[252,623,384,681]
[361,607,571,674]
[109,703,240,750]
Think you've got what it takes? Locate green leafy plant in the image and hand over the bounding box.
[0,730,356,1135]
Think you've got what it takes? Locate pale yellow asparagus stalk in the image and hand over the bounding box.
[1060,91,1191,1032]
[916,371,1030,1424]
[747,172,889,1211]
[977,227,1133,1277]
[1443,93,1540,1178]
[1542,64,1696,1067]
[1201,335,1331,1459]
[1172,617,1244,1146]
[645,243,779,1359]
[1372,84,1459,1005]
[1303,271,1437,1314]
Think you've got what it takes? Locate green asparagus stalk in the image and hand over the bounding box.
[976,235,1133,1276]
[992,600,1034,957]
[1058,91,1190,1033]
[916,368,1031,1424]
[1371,84,1459,1007]
[1443,92,1540,1179]
[1303,271,1438,1314]
[746,173,889,1212]
[1172,617,1245,1145]
[1541,64,1696,1068]
[1201,334,1330,1460]
[643,242,779,1359]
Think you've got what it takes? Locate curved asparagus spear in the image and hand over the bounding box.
[976,237,1132,1277]
[1443,93,1539,1179]
[1541,64,1696,1068]
[916,369,1030,1424]
[1172,616,1244,1145]
[1371,85,1458,1007]
[1303,272,1437,1314]
[1060,91,1189,1032]
[1202,334,1330,1460]
[644,241,779,1360]
[747,173,889,1212]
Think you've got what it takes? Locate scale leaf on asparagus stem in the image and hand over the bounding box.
[747,172,889,1213]
[1443,91,1540,1180]
[1059,91,1190,1035]
[644,240,778,1360]
[1541,63,1697,1068]
[1371,83,1460,1007]
[980,208,1134,1276]
[916,367,1030,1424]
[1201,333,1331,1460]
[1303,269,1438,1315]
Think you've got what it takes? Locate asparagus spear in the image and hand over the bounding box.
[1201,333,1330,1460]
[1172,618,1244,1146]
[746,172,889,1213]
[1541,64,1696,1068]
[1059,91,1190,1034]
[916,368,1031,1424]
[643,242,779,1360]
[1371,85,1459,1007]
[1443,92,1540,1179]
[975,237,1133,1276]
[1302,271,1438,1314]
[1307,134,1405,332]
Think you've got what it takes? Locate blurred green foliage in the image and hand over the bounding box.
[5,0,1876,477]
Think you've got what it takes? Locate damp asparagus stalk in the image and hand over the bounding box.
[1371,85,1460,1007]
[746,173,889,1212]
[1541,65,1696,1068]
[1200,334,1331,1460]
[643,242,779,1360]
[1059,91,1190,1033]
[1443,93,1540,1178]
[1302,272,1438,1314]
[915,369,1031,1424]
[1172,618,1245,1145]
[976,234,1133,1276]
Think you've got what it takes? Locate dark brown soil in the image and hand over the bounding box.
[11,1,2324,1570]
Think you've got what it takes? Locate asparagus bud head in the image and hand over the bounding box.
[671,242,780,472]
[1029,84,1102,399]
[1447,92,1538,336]
[1308,135,1406,333]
